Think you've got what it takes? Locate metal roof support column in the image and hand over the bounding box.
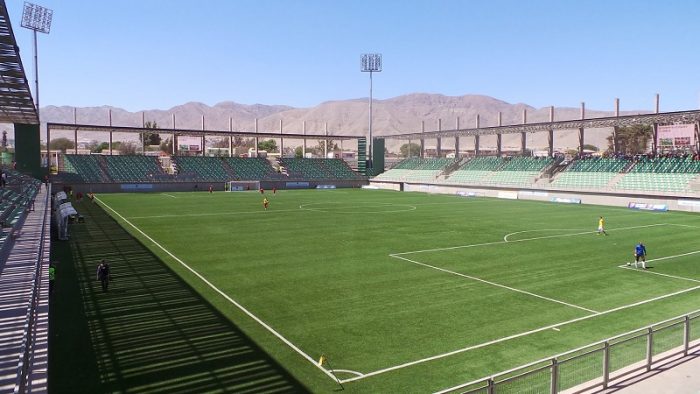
[454,117,460,159]
[613,99,620,154]
[497,112,502,156]
[324,122,328,158]
[201,115,206,157]
[548,106,554,157]
[420,120,425,158]
[436,118,442,157]
[475,114,480,157]
[141,112,146,153]
[254,118,259,157]
[74,108,78,154]
[172,113,177,155]
[652,94,660,156]
[280,119,284,157]
[229,117,233,157]
[578,102,585,155]
[521,109,527,155]
[109,109,113,155]
[302,121,306,157]
[695,122,700,153]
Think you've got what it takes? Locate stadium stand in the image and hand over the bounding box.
[55,155,363,184]
[224,157,281,180]
[61,154,110,183]
[615,172,698,192]
[374,158,454,182]
[173,156,230,182]
[614,156,700,193]
[104,155,167,183]
[482,157,553,186]
[551,157,629,189]
[278,158,362,180]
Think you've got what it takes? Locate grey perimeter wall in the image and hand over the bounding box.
[54,179,368,194]
[368,181,700,213]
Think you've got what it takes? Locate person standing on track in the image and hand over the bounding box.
[96,260,112,292]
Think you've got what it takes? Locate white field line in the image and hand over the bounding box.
[347,229,700,384]
[618,266,700,283]
[332,369,364,377]
[161,193,177,198]
[393,223,668,256]
[339,283,700,384]
[620,250,700,266]
[503,228,587,242]
[616,250,700,283]
[94,197,340,382]
[128,200,479,220]
[128,208,302,219]
[390,254,599,313]
[668,223,700,228]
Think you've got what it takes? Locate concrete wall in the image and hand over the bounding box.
[54,179,368,194]
[369,181,700,213]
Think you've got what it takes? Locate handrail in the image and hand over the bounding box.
[434,309,700,394]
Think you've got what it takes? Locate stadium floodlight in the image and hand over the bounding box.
[361,53,382,173]
[21,2,53,167]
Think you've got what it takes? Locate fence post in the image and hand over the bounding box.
[602,341,610,389]
[684,315,690,357]
[486,378,494,394]
[646,327,653,371]
[550,358,558,394]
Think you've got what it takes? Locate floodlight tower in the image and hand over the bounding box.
[21,2,53,164]
[361,53,382,173]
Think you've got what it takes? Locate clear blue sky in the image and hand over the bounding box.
[7,0,700,112]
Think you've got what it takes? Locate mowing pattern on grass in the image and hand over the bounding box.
[49,201,308,393]
[93,189,700,393]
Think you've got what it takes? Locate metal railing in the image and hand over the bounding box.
[436,309,700,394]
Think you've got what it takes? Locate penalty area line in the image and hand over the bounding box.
[94,197,341,383]
[390,254,598,313]
[338,281,700,384]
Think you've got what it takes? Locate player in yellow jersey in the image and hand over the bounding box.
[597,216,608,236]
[263,197,269,210]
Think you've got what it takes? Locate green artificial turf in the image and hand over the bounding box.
[88,189,700,393]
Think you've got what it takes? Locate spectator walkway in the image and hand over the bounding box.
[0,186,50,393]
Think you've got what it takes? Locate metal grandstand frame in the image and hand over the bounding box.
[46,122,361,141]
[0,2,39,125]
[46,121,366,166]
[383,108,700,157]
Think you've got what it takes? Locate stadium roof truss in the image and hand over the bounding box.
[0,2,38,125]
[383,110,700,140]
[46,122,361,141]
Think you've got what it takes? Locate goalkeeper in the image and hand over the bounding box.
[628,242,647,269]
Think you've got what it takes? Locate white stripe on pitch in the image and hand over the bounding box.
[95,197,341,383]
[391,254,599,313]
[393,223,668,256]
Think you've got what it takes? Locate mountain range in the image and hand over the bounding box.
[39,93,645,153]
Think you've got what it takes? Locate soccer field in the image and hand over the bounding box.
[95,189,700,393]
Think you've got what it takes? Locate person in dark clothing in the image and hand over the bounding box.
[49,262,56,296]
[96,260,111,292]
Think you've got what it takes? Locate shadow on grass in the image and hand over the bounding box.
[49,201,308,393]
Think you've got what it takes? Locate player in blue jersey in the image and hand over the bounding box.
[628,242,647,269]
